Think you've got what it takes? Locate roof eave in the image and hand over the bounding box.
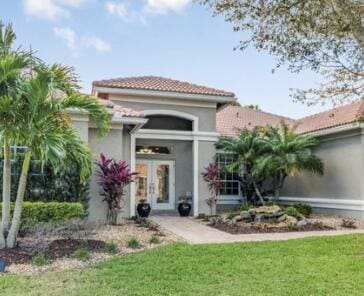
[93,86,236,103]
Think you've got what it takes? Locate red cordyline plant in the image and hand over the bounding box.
[96,153,137,225]
[202,163,223,216]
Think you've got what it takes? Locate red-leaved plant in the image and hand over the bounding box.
[96,153,137,225]
[202,163,222,216]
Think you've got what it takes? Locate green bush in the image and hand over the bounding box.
[127,238,142,249]
[0,202,85,223]
[284,206,300,218]
[31,253,49,266]
[104,242,119,255]
[293,203,312,217]
[149,235,161,244]
[239,203,254,211]
[72,248,91,261]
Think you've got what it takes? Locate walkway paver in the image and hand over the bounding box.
[150,215,364,244]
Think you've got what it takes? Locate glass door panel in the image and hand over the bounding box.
[135,162,150,204]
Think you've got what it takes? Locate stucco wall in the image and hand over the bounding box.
[108,94,217,132]
[198,141,217,215]
[87,126,125,221]
[135,138,193,208]
[282,129,363,199]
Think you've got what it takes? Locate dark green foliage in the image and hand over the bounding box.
[31,253,48,266]
[104,242,119,255]
[284,206,300,218]
[149,235,161,244]
[293,203,312,217]
[127,238,141,249]
[72,248,91,261]
[0,153,90,206]
[0,202,85,223]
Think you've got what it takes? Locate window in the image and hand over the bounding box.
[136,146,171,155]
[216,153,240,196]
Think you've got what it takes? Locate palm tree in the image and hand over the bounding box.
[1,63,110,248]
[0,22,36,248]
[255,123,324,199]
[216,127,271,205]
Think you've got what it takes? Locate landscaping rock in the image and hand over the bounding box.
[240,211,252,220]
[232,216,244,224]
[277,214,287,222]
[286,215,298,225]
[254,205,281,214]
[297,219,308,227]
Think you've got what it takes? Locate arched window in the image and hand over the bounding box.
[143,115,193,131]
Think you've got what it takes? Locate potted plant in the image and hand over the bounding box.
[178,199,192,217]
[137,199,151,218]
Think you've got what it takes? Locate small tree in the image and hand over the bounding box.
[202,163,222,215]
[97,153,136,225]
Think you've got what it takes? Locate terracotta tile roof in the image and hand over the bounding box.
[93,76,235,97]
[294,101,364,134]
[98,99,144,118]
[217,105,294,137]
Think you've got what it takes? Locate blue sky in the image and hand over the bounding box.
[0,0,331,118]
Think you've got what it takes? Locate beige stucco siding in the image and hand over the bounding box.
[282,129,363,200]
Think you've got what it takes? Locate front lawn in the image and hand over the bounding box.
[2,234,364,295]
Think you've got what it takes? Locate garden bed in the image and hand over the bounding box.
[1,218,180,274]
[209,221,334,234]
[200,204,364,235]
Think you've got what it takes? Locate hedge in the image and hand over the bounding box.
[0,202,85,222]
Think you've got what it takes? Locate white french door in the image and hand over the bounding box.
[135,160,175,210]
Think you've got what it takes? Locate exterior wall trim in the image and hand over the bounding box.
[306,123,364,137]
[94,86,235,103]
[278,197,364,211]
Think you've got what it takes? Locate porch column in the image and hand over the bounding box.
[193,139,199,216]
[130,134,136,217]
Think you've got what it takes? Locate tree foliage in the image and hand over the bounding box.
[216,123,324,204]
[200,0,364,105]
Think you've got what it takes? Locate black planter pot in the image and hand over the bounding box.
[137,203,151,218]
[178,202,192,217]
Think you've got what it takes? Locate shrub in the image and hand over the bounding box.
[72,248,91,261]
[0,202,85,223]
[239,203,254,211]
[127,238,141,249]
[285,206,300,218]
[293,203,312,217]
[104,242,119,255]
[226,211,240,220]
[149,235,161,244]
[31,253,49,266]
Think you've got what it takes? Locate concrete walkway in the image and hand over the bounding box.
[150,215,364,244]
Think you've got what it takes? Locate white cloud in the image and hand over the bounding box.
[144,0,192,14]
[53,27,77,53]
[23,0,69,20]
[23,0,90,20]
[83,35,111,52]
[105,1,146,23]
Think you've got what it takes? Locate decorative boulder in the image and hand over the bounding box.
[277,214,287,222]
[240,211,252,220]
[232,215,244,224]
[254,205,281,214]
[297,219,308,227]
[286,215,298,225]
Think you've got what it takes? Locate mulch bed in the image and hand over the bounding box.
[0,239,106,266]
[209,222,334,235]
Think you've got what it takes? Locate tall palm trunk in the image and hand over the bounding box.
[0,222,5,249]
[2,140,11,231]
[6,151,31,248]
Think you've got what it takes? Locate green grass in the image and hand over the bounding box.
[2,234,364,295]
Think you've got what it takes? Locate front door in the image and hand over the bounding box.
[135,160,175,210]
